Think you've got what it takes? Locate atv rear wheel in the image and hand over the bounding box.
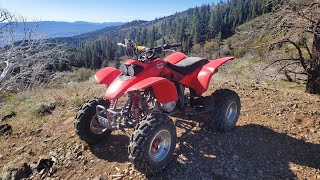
[128,113,176,174]
[205,89,241,131]
[74,98,111,145]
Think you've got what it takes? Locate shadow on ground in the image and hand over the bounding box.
[159,119,320,179]
[89,134,129,163]
[88,118,320,179]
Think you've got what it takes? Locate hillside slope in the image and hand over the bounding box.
[215,10,311,84]
[0,76,319,179]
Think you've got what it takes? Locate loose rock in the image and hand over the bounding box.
[1,111,16,122]
[35,157,55,173]
[211,168,224,176]
[1,163,32,180]
[0,124,12,135]
[232,155,240,161]
[231,174,238,179]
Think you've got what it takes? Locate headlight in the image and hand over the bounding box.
[119,64,128,75]
[128,65,144,77]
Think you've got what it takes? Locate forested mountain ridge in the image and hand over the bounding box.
[71,0,279,69]
[0,21,123,40]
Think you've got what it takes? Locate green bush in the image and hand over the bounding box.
[232,48,247,58]
[35,102,56,116]
[191,44,202,54]
[73,68,93,82]
[204,40,219,54]
[70,96,85,108]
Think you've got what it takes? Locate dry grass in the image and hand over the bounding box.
[0,78,108,170]
[0,79,105,133]
[0,69,319,179]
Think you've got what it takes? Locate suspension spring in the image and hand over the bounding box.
[131,92,140,123]
[109,100,115,115]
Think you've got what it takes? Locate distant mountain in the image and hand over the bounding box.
[0,21,123,39]
[56,20,149,45]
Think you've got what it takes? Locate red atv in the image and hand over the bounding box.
[75,39,241,174]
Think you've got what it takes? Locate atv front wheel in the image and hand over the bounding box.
[74,98,112,145]
[128,113,176,174]
[205,89,241,131]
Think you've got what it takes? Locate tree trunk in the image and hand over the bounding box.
[306,70,320,94]
[305,28,320,94]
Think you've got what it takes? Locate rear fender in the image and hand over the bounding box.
[207,57,234,70]
[126,77,178,103]
[95,67,121,86]
[197,57,235,93]
[180,57,234,95]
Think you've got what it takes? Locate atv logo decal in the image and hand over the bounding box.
[157,63,164,69]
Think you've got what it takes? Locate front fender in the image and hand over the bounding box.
[127,77,178,103]
[95,67,121,86]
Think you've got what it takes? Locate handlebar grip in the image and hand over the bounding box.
[170,43,182,48]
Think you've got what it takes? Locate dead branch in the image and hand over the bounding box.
[285,69,308,75]
[270,61,301,81]
[305,42,313,59]
[276,39,309,71]
[0,8,72,92]
[263,58,301,71]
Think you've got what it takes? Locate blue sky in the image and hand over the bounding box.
[0,0,220,23]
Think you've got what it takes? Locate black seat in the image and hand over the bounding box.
[166,57,209,75]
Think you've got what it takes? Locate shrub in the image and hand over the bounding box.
[73,68,93,82]
[70,96,85,108]
[35,102,56,116]
[232,48,247,58]
[191,44,202,54]
[204,40,219,54]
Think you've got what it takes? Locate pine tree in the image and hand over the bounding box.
[74,0,275,69]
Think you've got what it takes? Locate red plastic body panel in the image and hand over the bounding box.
[97,54,234,101]
[105,59,166,100]
[95,67,121,86]
[127,77,178,103]
[179,57,234,95]
[159,65,185,82]
[164,52,188,64]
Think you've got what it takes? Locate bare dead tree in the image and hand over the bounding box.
[261,0,320,94]
[0,8,72,92]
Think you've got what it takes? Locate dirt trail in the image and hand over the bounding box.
[0,82,319,179]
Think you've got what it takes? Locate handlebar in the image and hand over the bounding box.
[167,43,182,49]
[146,43,182,59]
[152,43,182,52]
[118,39,182,61]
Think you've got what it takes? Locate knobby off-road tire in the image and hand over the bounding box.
[75,98,112,145]
[128,113,176,175]
[205,89,241,132]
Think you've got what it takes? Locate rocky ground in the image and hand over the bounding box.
[0,80,319,179]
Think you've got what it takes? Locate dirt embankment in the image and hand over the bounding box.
[0,81,319,179]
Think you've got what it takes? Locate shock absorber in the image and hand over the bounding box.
[131,91,140,123]
[109,100,116,115]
